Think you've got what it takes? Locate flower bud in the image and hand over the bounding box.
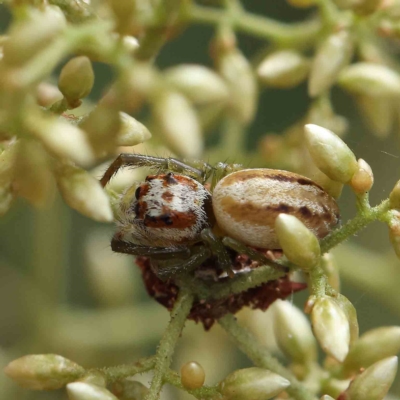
[80,106,121,157]
[180,361,205,390]
[36,82,63,107]
[320,396,335,400]
[55,163,113,222]
[334,294,359,344]
[273,300,318,363]
[349,158,374,194]
[0,140,17,215]
[219,367,290,400]
[116,112,152,146]
[344,357,398,400]
[111,379,149,400]
[308,167,344,199]
[67,382,118,400]
[77,371,107,387]
[338,63,400,97]
[108,0,136,35]
[311,297,350,362]
[13,139,55,207]
[342,326,400,376]
[58,56,94,105]
[217,48,257,123]
[152,90,203,158]
[4,354,84,390]
[356,95,394,138]
[389,181,400,209]
[85,230,135,306]
[3,6,66,67]
[309,30,354,97]
[389,215,400,258]
[29,114,95,167]
[275,214,321,271]
[257,50,309,88]
[164,64,229,105]
[304,124,358,183]
[321,253,340,292]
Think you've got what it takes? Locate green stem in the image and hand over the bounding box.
[219,315,318,400]
[177,263,285,301]
[320,199,391,254]
[164,369,222,399]
[220,116,246,156]
[188,4,321,47]
[309,266,327,298]
[99,356,156,383]
[145,290,194,400]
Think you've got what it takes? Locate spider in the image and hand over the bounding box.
[100,153,340,281]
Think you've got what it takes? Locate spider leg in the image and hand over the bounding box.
[222,236,283,271]
[155,246,212,280]
[101,154,212,187]
[201,228,234,278]
[111,236,191,260]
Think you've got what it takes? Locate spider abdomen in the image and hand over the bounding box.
[118,173,212,247]
[212,169,340,249]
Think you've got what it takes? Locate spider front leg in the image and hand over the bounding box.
[100,154,213,187]
[222,236,284,272]
[200,228,235,278]
[111,236,191,260]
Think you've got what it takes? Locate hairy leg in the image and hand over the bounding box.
[100,154,213,187]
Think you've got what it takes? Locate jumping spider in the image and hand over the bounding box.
[100,153,340,281]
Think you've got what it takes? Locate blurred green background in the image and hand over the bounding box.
[1,1,400,399]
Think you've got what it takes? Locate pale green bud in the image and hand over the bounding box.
[321,253,340,292]
[121,36,139,54]
[85,230,135,306]
[345,357,398,400]
[58,56,94,104]
[67,382,118,400]
[273,299,318,363]
[334,294,359,344]
[76,371,107,387]
[0,140,17,215]
[309,30,354,97]
[338,63,400,97]
[311,297,350,362]
[36,82,63,107]
[356,95,394,139]
[153,90,203,158]
[80,106,121,156]
[55,163,113,222]
[343,326,400,376]
[4,354,84,390]
[108,0,136,35]
[13,139,55,207]
[116,112,152,146]
[3,6,66,67]
[30,115,95,167]
[219,367,290,400]
[304,124,358,183]
[308,167,344,199]
[180,361,206,390]
[217,48,257,123]
[389,214,400,259]
[320,396,335,400]
[389,181,400,209]
[164,64,229,105]
[275,214,321,271]
[349,158,374,194]
[257,50,309,89]
[111,379,149,400]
